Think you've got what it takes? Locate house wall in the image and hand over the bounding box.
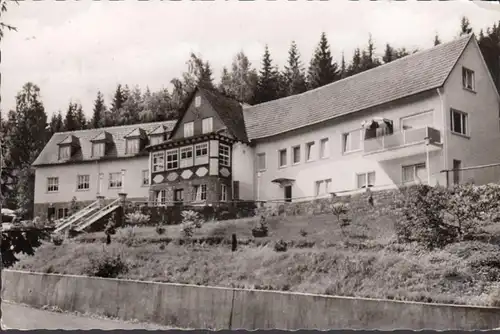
[252,91,447,202]
[232,142,255,201]
[34,157,150,206]
[443,39,500,186]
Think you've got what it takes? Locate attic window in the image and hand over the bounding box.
[195,96,201,108]
[126,138,140,155]
[59,146,71,160]
[92,142,105,157]
[462,67,475,91]
[150,135,164,146]
[202,117,213,134]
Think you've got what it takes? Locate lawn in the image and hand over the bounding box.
[12,211,500,307]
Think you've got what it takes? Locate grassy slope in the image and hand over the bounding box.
[13,213,500,307]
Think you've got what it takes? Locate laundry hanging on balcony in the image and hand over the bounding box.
[361,117,394,140]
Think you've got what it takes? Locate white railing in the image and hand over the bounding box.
[74,198,121,232]
[363,126,441,154]
[54,200,101,233]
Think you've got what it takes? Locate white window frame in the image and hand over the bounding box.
[142,169,150,186]
[305,142,315,161]
[202,117,213,134]
[150,135,164,146]
[155,190,166,206]
[343,130,362,153]
[292,145,301,164]
[193,184,207,202]
[219,143,231,167]
[220,184,228,202]
[195,143,208,157]
[402,163,427,184]
[77,174,90,191]
[109,172,122,189]
[58,146,71,160]
[462,67,475,91]
[450,109,468,136]
[315,178,332,197]
[257,152,266,171]
[180,146,194,168]
[47,177,59,192]
[184,121,194,137]
[195,95,201,107]
[356,171,376,189]
[320,138,329,159]
[166,148,179,170]
[278,149,287,168]
[92,142,105,157]
[126,138,140,155]
[152,151,165,172]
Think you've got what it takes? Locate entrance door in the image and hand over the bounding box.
[284,185,292,203]
[174,189,184,205]
[47,207,56,221]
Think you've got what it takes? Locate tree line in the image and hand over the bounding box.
[1,16,500,219]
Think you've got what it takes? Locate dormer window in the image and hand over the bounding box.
[184,122,194,137]
[59,146,71,160]
[92,142,105,157]
[150,135,164,146]
[202,117,213,134]
[126,138,140,155]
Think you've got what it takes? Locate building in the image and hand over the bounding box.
[32,121,176,220]
[32,33,500,220]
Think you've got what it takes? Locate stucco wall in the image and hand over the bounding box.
[34,157,150,205]
[232,142,255,201]
[252,91,446,201]
[3,270,500,330]
[443,39,500,186]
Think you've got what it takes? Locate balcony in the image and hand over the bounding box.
[363,126,442,161]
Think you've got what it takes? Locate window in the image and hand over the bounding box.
[174,189,184,203]
[109,172,122,189]
[462,67,475,91]
[320,138,329,159]
[450,109,468,136]
[195,143,208,157]
[202,117,213,134]
[92,142,105,157]
[193,184,207,201]
[155,190,166,206]
[278,149,287,168]
[402,163,427,184]
[166,149,179,170]
[220,184,228,202]
[150,135,164,146]
[195,96,201,107]
[292,146,301,164]
[126,139,140,154]
[219,143,230,167]
[180,146,194,168]
[257,153,266,171]
[453,159,461,185]
[356,172,375,189]
[77,175,90,190]
[401,111,433,130]
[59,146,71,160]
[184,122,194,137]
[305,142,315,161]
[343,130,362,153]
[57,208,69,219]
[47,177,59,192]
[142,170,149,186]
[315,179,332,197]
[152,152,165,172]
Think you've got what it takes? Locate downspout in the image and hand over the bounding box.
[437,87,448,187]
[148,149,152,204]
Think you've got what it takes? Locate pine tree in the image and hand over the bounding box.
[347,48,362,76]
[382,43,395,63]
[434,33,441,46]
[48,111,64,136]
[74,103,86,130]
[339,52,347,79]
[460,16,473,36]
[91,91,106,129]
[283,41,308,96]
[218,51,258,104]
[64,102,78,132]
[308,32,338,89]
[360,35,382,71]
[254,45,280,104]
[108,84,127,126]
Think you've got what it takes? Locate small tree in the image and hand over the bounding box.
[181,210,204,238]
[331,202,350,229]
[125,211,150,226]
[69,196,79,215]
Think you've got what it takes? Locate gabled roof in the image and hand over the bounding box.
[124,127,147,139]
[148,125,168,136]
[58,134,79,146]
[33,120,177,167]
[243,34,474,140]
[90,131,112,142]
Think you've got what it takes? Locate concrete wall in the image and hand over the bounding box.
[34,157,150,205]
[3,270,500,330]
[252,91,447,202]
[443,38,500,186]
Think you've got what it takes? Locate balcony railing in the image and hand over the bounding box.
[363,126,441,155]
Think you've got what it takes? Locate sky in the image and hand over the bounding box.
[1,0,500,119]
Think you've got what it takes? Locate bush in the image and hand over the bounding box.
[181,210,204,238]
[156,225,166,235]
[84,251,128,278]
[332,202,350,228]
[252,216,269,238]
[52,233,64,246]
[299,229,308,237]
[274,239,288,252]
[125,211,150,226]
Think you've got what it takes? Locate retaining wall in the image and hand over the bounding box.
[3,270,500,330]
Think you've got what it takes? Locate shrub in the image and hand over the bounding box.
[125,211,150,226]
[251,216,269,238]
[274,239,288,252]
[69,196,80,215]
[331,202,351,230]
[52,233,64,246]
[84,251,128,278]
[181,210,204,238]
[156,225,166,235]
[123,227,137,247]
[299,229,308,237]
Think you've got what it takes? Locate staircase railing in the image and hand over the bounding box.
[75,198,122,232]
[54,200,100,233]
